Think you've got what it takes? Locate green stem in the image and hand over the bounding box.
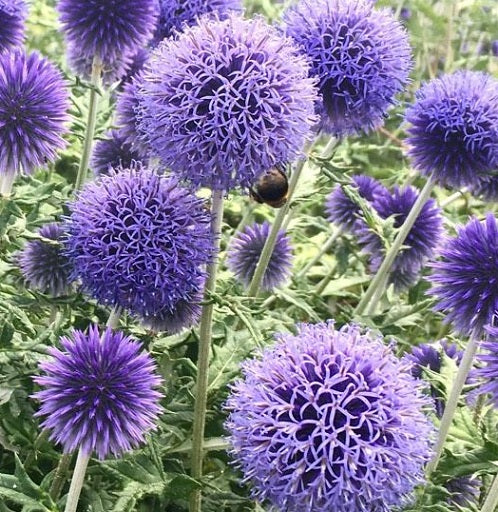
[247,137,337,298]
[481,472,498,512]
[74,56,102,192]
[355,176,436,316]
[189,190,224,512]
[0,170,16,196]
[63,449,90,512]
[49,452,73,502]
[440,187,469,208]
[296,227,343,280]
[106,306,122,329]
[426,331,481,476]
[364,271,390,316]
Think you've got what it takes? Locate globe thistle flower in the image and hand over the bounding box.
[119,47,149,87]
[405,71,498,188]
[153,0,242,43]
[475,325,498,407]
[91,130,143,176]
[400,7,411,20]
[0,0,27,51]
[0,50,69,192]
[18,223,73,297]
[138,14,317,191]
[65,166,213,323]
[58,0,159,68]
[430,214,498,337]
[283,0,411,136]
[227,222,292,292]
[67,42,132,86]
[325,175,388,231]
[359,186,443,290]
[33,325,162,459]
[492,40,498,57]
[115,77,150,158]
[225,322,434,512]
[444,477,481,508]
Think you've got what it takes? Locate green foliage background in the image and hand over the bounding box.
[0,0,497,511]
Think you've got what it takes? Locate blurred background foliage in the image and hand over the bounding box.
[0,0,497,511]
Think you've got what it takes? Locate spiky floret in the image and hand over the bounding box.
[226,322,434,512]
[283,0,412,136]
[325,175,388,231]
[0,0,27,51]
[405,71,498,188]
[0,50,68,182]
[33,325,162,459]
[64,166,213,325]
[227,222,293,291]
[18,223,73,297]
[91,130,143,176]
[138,14,317,191]
[359,186,443,290]
[430,214,498,337]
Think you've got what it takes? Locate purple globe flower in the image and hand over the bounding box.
[444,477,481,508]
[400,7,411,20]
[18,223,73,297]
[476,325,498,407]
[67,42,132,86]
[91,130,144,176]
[227,222,292,291]
[115,77,150,158]
[283,0,411,136]
[471,173,498,202]
[492,40,498,57]
[138,14,317,191]
[405,71,498,188]
[65,166,213,327]
[0,0,27,51]
[153,0,242,43]
[0,50,69,190]
[359,186,443,290]
[325,175,388,231]
[33,325,162,459]
[430,214,498,337]
[119,47,149,87]
[58,0,159,68]
[225,322,434,512]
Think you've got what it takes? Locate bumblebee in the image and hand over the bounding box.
[249,166,289,208]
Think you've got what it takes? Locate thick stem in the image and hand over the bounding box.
[440,187,469,208]
[189,190,225,512]
[247,137,337,298]
[481,472,498,512]
[426,331,480,476]
[296,227,343,279]
[0,170,16,196]
[50,452,73,502]
[74,56,102,193]
[63,449,90,512]
[364,271,390,316]
[355,176,436,316]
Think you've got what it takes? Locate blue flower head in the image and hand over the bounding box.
[226,322,434,512]
[0,0,27,51]
[283,0,412,136]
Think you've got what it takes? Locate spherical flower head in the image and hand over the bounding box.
[18,223,73,297]
[33,325,163,459]
[138,14,318,191]
[470,173,498,202]
[140,288,203,334]
[444,477,481,508]
[65,166,213,322]
[225,322,434,512]
[66,42,132,86]
[405,71,498,188]
[359,185,443,290]
[283,0,412,136]
[227,222,292,292]
[119,47,149,87]
[475,324,498,408]
[0,0,27,51]
[492,40,498,57]
[325,175,388,231]
[116,77,150,158]
[58,0,159,67]
[430,214,498,337]
[91,130,143,176]
[153,0,242,43]
[0,50,69,181]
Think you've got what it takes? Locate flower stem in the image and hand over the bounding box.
[481,471,498,512]
[440,187,469,208]
[247,137,337,298]
[106,306,122,329]
[49,452,73,502]
[354,176,436,316]
[74,56,102,193]
[63,449,90,512]
[426,331,480,476]
[0,170,16,196]
[296,227,343,279]
[189,189,225,512]
[364,271,390,316]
